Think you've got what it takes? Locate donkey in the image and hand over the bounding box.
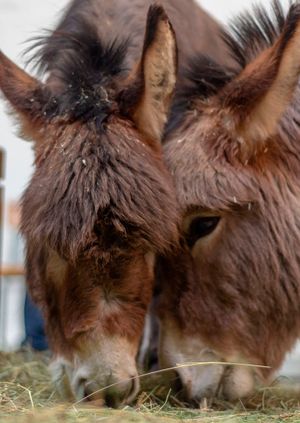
[159,0,300,402]
[0,1,182,406]
[0,0,233,405]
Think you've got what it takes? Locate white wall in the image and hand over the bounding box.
[201,0,290,22]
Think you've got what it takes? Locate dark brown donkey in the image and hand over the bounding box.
[159,0,300,402]
[0,0,232,405]
[0,1,182,406]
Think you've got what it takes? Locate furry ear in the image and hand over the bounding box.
[0,50,51,141]
[121,5,178,143]
[217,3,300,158]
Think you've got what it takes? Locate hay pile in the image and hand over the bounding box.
[1,350,300,422]
[0,350,58,414]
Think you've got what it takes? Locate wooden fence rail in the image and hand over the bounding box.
[0,265,24,277]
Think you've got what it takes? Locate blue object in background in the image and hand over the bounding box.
[24,293,48,351]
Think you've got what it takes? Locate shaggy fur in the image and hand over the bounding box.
[0,0,192,405]
[160,0,300,399]
[21,118,179,262]
[15,5,181,351]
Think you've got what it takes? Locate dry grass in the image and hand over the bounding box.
[1,350,300,422]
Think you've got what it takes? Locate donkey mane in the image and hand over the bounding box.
[166,0,298,136]
[25,13,129,125]
[223,0,287,68]
[30,18,128,78]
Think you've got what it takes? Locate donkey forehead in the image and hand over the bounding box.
[22,119,179,259]
[164,122,259,212]
[165,117,300,217]
[34,119,161,193]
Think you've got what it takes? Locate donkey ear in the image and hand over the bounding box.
[122,5,177,142]
[220,4,300,155]
[0,51,48,140]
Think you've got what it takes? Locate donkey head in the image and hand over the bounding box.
[0,6,179,406]
[161,0,300,402]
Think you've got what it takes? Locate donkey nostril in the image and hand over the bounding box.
[83,385,94,401]
[104,390,119,408]
[126,377,139,402]
[82,380,104,402]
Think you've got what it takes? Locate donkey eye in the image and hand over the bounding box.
[186,216,220,248]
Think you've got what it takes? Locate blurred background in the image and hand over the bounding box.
[0,0,296,374]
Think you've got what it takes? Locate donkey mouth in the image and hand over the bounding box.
[77,374,140,407]
[103,375,140,408]
[81,380,105,404]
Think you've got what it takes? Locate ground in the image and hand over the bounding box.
[1,351,300,423]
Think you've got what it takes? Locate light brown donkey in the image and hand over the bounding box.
[159,0,300,402]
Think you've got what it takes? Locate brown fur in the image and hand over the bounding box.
[0,0,188,404]
[159,0,300,398]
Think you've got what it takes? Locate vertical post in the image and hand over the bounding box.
[0,148,5,348]
[0,148,4,265]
